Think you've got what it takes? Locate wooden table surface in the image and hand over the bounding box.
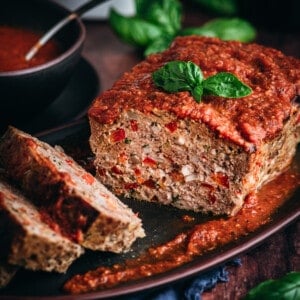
[81,5,299,299]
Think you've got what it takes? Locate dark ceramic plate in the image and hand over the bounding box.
[1,58,99,135]
[1,119,299,299]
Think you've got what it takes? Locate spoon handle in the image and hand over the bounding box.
[25,0,109,61]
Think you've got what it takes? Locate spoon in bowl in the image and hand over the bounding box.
[25,0,109,61]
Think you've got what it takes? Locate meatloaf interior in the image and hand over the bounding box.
[89,108,299,216]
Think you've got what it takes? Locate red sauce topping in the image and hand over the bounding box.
[89,36,300,150]
[0,26,62,72]
[64,161,300,294]
[40,195,98,243]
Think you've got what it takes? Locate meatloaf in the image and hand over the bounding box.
[0,179,83,273]
[0,127,145,253]
[88,36,300,216]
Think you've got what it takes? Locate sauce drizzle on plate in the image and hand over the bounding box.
[64,157,300,294]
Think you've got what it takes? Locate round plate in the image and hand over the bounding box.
[0,120,299,299]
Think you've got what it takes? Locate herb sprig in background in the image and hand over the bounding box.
[244,272,300,300]
[109,0,256,56]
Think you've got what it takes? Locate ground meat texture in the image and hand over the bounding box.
[0,180,83,273]
[89,36,300,216]
[0,127,145,253]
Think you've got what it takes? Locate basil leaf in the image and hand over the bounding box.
[198,18,256,43]
[109,9,163,47]
[152,61,204,94]
[244,272,300,300]
[136,0,182,35]
[180,18,256,43]
[135,0,150,16]
[203,72,252,98]
[191,85,203,103]
[144,35,174,56]
[109,0,256,59]
[152,61,252,102]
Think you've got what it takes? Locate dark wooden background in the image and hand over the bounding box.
[81,3,299,299]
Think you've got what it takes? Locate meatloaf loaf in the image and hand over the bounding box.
[0,179,83,273]
[88,36,300,216]
[0,127,145,253]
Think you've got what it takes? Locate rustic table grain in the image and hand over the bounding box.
[81,5,299,299]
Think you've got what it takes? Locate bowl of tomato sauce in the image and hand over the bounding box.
[0,0,85,126]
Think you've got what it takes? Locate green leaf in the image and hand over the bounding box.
[198,18,256,42]
[203,72,252,98]
[109,0,256,60]
[135,0,150,16]
[180,18,256,43]
[244,272,300,300]
[136,0,182,35]
[109,9,163,47]
[144,35,174,56]
[191,85,203,103]
[152,61,252,102]
[152,61,204,95]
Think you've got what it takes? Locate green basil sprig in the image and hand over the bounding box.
[136,0,182,35]
[109,0,181,50]
[180,18,256,43]
[244,272,300,300]
[152,61,252,102]
[109,0,256,56]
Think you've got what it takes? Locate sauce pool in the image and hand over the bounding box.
[0,25,62,72]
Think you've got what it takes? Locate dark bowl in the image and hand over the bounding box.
[0,0,85,126]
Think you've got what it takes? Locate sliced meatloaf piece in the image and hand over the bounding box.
[0,127,145,253]
[0,179,83,273]
[88,36,300,216]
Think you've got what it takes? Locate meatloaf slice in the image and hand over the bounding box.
[0,179,83,273]
[0,127,145,253]
[88,36,300,216]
